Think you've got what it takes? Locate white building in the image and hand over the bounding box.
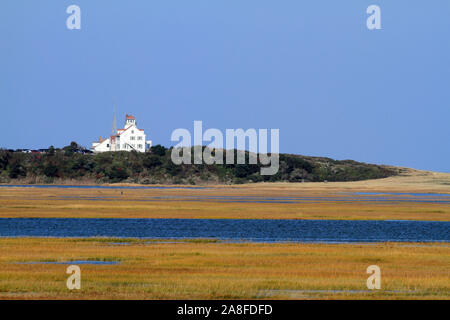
[91,114,152,153]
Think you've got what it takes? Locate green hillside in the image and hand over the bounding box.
[0,143,398,185]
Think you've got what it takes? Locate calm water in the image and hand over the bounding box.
[352,192,450,197]
[2,185,448,197]
[10,194,450,204]
[0,218,448,243]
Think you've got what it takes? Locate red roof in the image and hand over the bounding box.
[116,125,132,136]
[94,137,108,144]
[126,114,136,120]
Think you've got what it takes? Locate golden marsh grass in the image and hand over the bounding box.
[0,238,448,299]
[0,171,448,299]
[1,170,449,220]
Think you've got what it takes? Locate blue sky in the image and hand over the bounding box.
[1,1,449,172]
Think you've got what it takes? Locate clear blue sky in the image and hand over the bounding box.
[1,1,449,172]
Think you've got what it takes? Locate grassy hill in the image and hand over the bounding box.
[0,143,399,185]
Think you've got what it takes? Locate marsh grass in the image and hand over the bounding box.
[0,238,448,299]
[0,175,448,299]
[0,185,449,221]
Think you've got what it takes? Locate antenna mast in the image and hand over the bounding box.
[112,102,117,135]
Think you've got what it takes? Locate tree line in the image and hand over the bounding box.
[0,142,398,184]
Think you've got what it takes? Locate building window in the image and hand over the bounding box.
[123,144,127,149]
[138,144,143,149]
[131,130,134,134]
[137,136,143,140]
[130,136,135,140]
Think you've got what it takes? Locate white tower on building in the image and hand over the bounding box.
[91,113,152,153]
